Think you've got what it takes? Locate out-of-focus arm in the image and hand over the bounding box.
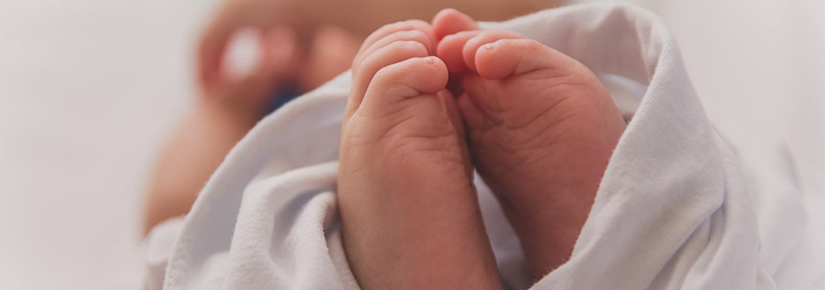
[289,0,553,37]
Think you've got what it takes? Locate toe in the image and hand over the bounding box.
[356,20,436,60]
[432,9,482,74]
[474,38,579,80]
[437,31,481,73]
[347,41,430,116]
[432,8,479,40]
[347,20,439,116]
[462,30,526,73]
[352,28,435,76]
[359,56,448,117]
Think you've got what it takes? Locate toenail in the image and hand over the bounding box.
[422,56,436,65]
[482,43,497,51]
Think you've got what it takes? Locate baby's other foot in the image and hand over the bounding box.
[338,20,501,290]
[434,9,626,278]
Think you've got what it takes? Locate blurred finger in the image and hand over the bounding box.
[198,7,240,91]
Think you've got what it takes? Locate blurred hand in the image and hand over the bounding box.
[197,0,365,110]
[202,25,302,117]
[196,0,549,108]
[197,0,309,100]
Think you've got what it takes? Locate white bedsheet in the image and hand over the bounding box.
[142,4,824,289]
[1,0,822,288]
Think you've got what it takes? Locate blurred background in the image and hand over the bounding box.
[0,0,822,289]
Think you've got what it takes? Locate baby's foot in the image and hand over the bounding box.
[434,9,626,278]
[337,20,501,290]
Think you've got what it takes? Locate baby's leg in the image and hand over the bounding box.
[434,9,626,278]
[338,20,501,290]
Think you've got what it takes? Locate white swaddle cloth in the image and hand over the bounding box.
[143,3,823,290]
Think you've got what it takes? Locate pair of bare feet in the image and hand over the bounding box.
[337,9,626,289]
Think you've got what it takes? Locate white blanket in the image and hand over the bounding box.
[142,3,823,289]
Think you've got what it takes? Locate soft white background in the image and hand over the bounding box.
[0,0,822,289]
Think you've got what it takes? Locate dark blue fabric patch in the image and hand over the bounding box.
[267,85,302,114]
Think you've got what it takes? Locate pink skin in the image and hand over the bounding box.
[337,20,502,290]
[433,9,627,278]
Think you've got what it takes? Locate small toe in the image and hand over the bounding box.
[462,31,526,73]
[432,8,479,40]
[355,20,436,61]
[352,29,434,75]
[437,31,482,73]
